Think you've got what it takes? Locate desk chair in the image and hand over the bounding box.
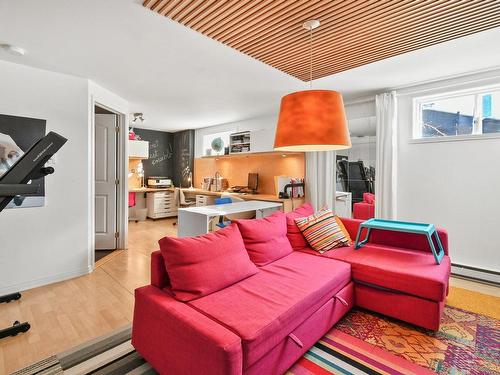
[214,197,232,229]
[173,189,195,227]
[179,189,196,207]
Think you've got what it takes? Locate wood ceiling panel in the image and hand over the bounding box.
[143,0,500,81]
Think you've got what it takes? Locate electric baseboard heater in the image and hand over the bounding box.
[0,131,67,339]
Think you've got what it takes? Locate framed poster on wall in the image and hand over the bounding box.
[0,114,47,209]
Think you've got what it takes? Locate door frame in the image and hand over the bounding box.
[89,98,128,268]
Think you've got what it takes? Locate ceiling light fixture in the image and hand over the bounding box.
[0,44,26,57]
[273,20,351,152]
[131,113,145,124]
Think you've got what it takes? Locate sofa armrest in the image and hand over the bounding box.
[132,285,242,375]
[151,250,169,288]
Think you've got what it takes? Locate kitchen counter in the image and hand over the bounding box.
[181,188,304,212]
[129,187,174,193]
[128,187,304,213]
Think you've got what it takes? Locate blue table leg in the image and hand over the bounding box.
[433,231,445,264]
[426,231,444,264]
[355,226,371,249]
[354,226,363,249]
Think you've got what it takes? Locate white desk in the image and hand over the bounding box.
[178,200,282,237]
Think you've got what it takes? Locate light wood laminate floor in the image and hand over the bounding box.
[0,218,498,374]
[0,219,175,374]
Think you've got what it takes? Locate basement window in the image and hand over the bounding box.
[413,86,500,140]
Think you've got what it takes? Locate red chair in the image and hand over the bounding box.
[353,193,375,220]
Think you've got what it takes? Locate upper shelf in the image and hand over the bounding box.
[199,151,303,159]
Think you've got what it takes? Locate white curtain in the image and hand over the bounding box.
[375,91,398,219]
[305,151,336,212]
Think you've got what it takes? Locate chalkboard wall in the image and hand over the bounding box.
[173,129,195,188]
[133,128,195,188]
[133,128,174,179]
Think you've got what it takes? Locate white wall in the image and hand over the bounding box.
[88,81,130,259]
[396,69,500,274]
[0,61,91,294]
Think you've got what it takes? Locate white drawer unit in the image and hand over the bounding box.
[147,191,177,219]
[195,194,215,206]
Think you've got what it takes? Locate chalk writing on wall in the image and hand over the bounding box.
[149,139,173,166]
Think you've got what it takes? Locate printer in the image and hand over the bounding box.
[147,176,173,188]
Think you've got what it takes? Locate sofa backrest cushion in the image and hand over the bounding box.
[295,209,352,253]
[158,224,259,301]
[363,192,375,204]
[370,227,449,256]
[285,203,315,251]
[233,211,293,266]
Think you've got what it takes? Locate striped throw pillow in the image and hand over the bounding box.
[295,209,351,253]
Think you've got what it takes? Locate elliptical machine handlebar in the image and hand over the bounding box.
[0,131,67,212]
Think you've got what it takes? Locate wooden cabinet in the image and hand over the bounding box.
[250,128,275,153]
[146,191,177,219]
[129,140,149,159]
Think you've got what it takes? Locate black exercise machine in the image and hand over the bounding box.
[0,131,67,340]
[337,160,372,205]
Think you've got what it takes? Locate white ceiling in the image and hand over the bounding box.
[1,0,499,131]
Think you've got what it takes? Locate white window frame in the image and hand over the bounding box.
[412,84,500,143]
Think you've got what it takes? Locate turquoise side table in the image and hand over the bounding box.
[354,218,445,264]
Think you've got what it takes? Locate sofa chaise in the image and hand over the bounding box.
[132,204,450,375]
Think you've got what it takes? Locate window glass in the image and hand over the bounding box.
[416,89,500,138]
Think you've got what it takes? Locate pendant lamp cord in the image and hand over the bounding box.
[309,26,313,89]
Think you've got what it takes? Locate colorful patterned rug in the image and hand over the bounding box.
[288,304,500,375]
[12,288,499,375]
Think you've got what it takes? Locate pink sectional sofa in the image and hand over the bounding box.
[132,204,450,375]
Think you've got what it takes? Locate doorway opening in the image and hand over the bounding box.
[94,105,120,263]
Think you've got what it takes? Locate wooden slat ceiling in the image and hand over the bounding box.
[143,0,500,81]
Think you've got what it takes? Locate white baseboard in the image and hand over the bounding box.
[0,266,93,296]
[451,264,500,284]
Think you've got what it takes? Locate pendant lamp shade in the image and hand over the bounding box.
[273,90,351,151]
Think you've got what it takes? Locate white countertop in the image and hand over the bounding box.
[178,200,283,216]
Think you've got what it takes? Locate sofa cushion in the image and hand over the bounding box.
[233,211,293,266]
[158,225,258,302]
[189,251,351,369]
[285,203,314,251]
[363,192,375,204]
[295,209,351,253]
[302,244,450,302]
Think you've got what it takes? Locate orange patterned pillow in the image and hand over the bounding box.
[295,209,351,253]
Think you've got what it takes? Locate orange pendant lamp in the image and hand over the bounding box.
[274,20,351,152]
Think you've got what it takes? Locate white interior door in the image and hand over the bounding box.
[95,113,117,250]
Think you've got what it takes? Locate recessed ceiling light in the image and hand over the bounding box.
[1,44,26,57]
